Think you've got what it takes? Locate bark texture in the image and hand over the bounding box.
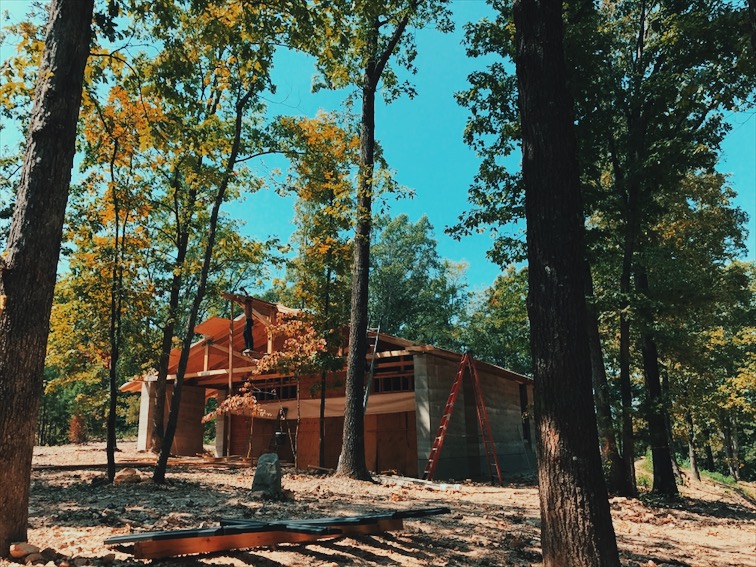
[338,63,376,481]
[513,1,620,565]
[0,0,93,556]
[338,9,411,479]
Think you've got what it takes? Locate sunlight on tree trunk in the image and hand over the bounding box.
[513,0,620,564]
[0,0,93,556]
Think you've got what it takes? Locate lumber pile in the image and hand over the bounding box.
[105,507,450,559]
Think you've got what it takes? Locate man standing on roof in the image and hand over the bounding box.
[243,298,254,355]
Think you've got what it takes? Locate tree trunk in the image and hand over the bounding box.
[719,413,740,481]
[618,231,637,497]
[151,171,191,453]
[319,262,333,468]
[337,72,376,480]
[585,260,630,496]
[513,1,620,565]
[634,266,678,496]
[731,416,740,482]
[106,149,125,482]
[153,89,253,483]
[0,0,93,556]
[685,409,700,481]
[748,0,756,56]
[702,426,716,471]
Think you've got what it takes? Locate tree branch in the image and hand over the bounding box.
[372,0,421,85]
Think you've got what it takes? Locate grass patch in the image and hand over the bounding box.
[700,469,738,485]
[635,455,653,492]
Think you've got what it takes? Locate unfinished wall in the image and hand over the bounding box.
[136,383,205,456]
[365,411,417,477]
[227,411,417,475]
[476,367,536,476]
[415,354,478,481]
[296,416,345,470]
[229,415,296,462]
[415,354,536,481]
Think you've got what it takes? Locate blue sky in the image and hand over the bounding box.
[244,0,756,291]
[2,0,754,292]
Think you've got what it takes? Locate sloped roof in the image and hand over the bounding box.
[122,295,531,393]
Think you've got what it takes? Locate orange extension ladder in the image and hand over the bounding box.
[422,352,504,485]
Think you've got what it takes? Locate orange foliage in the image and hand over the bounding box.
[203,313,326,422]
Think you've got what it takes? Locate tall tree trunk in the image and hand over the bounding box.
[151,171,191,453]
[585,260,630,496]
[513,1,620,565]
[318,262,332,468]
[0,0,93,556]
[153,89,253,483]
[685,409,700,481]
[106,144,125,482]
[337,5,411,480]
[338,39,377,480]
[635,266,677,496]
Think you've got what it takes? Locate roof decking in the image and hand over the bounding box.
[122,295,530,394]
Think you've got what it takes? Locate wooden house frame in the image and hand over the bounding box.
[122,295,536,481]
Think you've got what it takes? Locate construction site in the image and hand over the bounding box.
[122,294,536,482]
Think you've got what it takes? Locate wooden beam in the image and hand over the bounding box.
[107,508,449,559]
[133,530,327,559]
[366,349,412,359]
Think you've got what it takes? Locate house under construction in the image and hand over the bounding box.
[122,295,535,481]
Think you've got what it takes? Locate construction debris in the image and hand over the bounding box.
[105,507,450,559]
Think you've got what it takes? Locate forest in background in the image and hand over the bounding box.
[0,0,753,493]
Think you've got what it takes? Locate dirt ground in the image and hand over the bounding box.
[3,442,755,567]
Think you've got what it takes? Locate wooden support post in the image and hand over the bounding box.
[226,300,234,457]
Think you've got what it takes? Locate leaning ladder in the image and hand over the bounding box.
[362,326,381,413]
[422,352,504,485]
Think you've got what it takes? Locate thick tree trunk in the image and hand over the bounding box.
[337,71,375,480]
[585,260,630,496]
[635,266,677,496]
[513,1,620,565]
[0,0,93,556]
[685,410,700,481]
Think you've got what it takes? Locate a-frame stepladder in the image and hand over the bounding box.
[422,352,504,485]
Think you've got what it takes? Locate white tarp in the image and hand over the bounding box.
[255,392,417,420]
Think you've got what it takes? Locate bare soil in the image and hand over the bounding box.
[3,442,754,567]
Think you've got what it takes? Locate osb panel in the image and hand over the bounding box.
[365,411,418,477]
[230,415,295,462]
[296,417,345,470]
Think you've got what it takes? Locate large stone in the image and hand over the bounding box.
[23,553,44,565]
[251,453,282,499]
[114,468,143,485]
[10,543,40,559]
